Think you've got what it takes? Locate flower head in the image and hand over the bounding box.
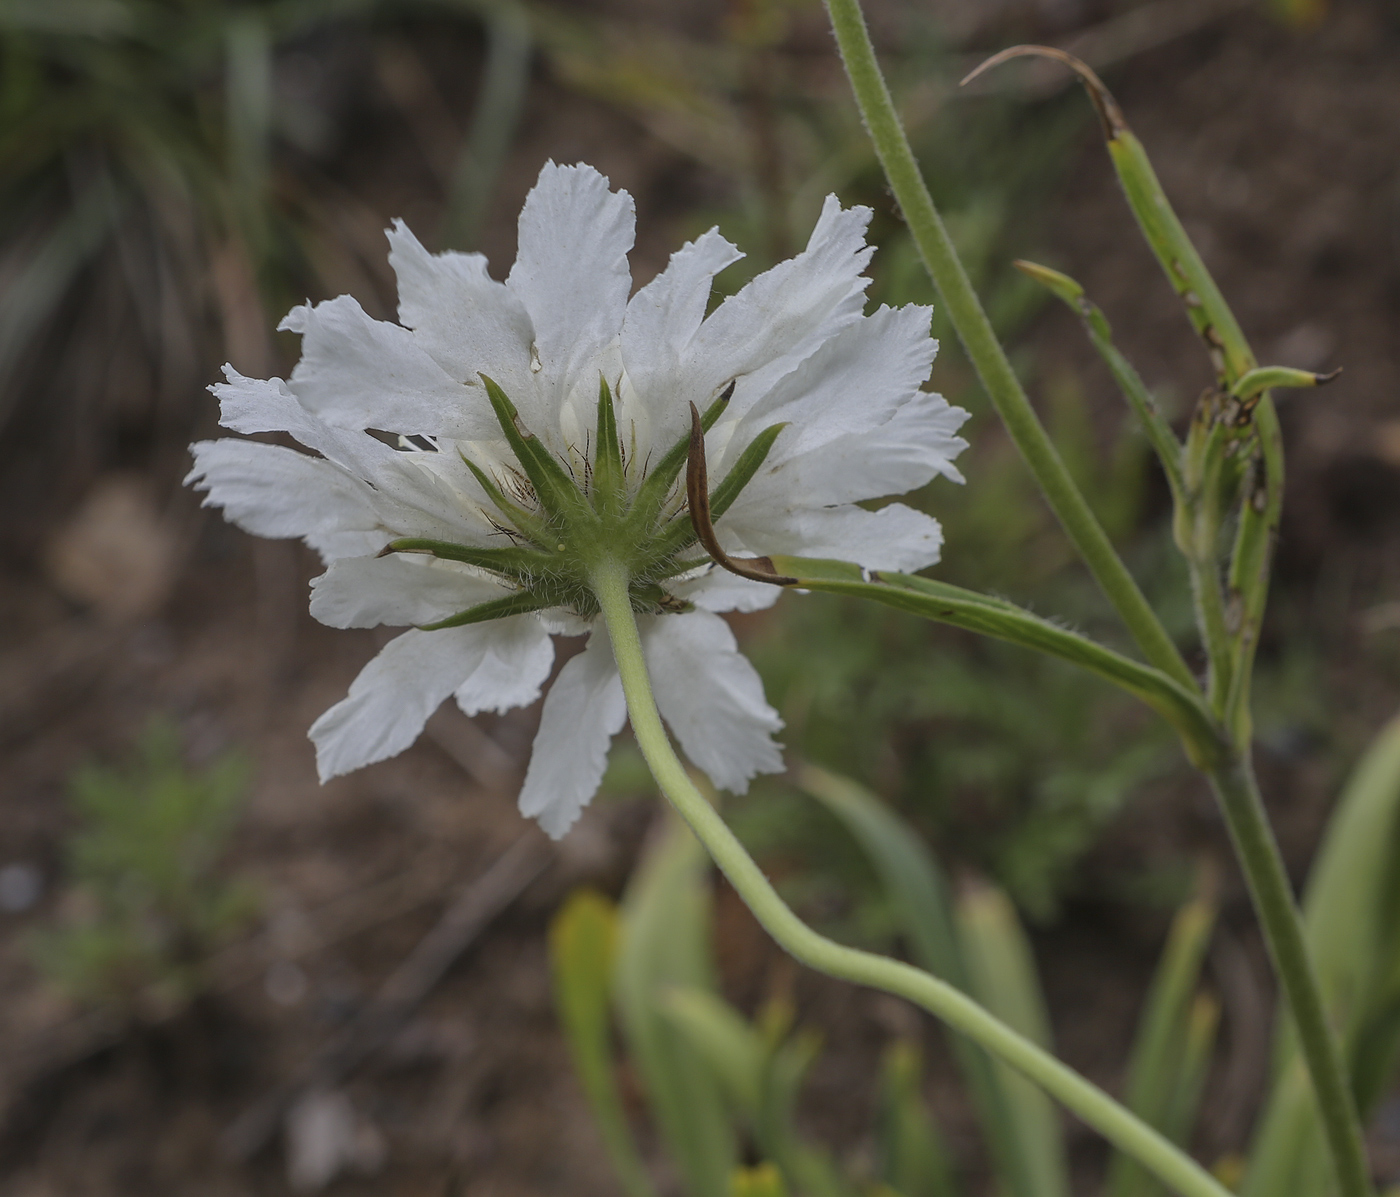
[187,162,968,837]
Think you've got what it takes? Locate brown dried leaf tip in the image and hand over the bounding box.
[685,402,797,587]
[961,45,1128,142]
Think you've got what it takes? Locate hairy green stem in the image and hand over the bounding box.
[592,558,1232,1197]
[1208,757,1373,1197]
[822,0,1194,694]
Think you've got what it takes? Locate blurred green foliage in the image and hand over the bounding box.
[31,721,256,1014]
[557,775,1222,1197]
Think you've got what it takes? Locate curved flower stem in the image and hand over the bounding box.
[821,0,1194,696]
[591,558,1232,1197]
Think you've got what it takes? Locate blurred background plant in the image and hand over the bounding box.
[2,0,1397,1190]
[576,721,1400,1197]
[30,719,256,1016]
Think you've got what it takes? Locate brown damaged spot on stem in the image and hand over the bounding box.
[960,45,1127,142]
[685,401,797,587]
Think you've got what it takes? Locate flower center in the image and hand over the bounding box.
[376,375,784,630]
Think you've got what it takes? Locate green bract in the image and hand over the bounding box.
[378,378,780,626]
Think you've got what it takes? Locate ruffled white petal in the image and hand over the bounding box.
[280,296,495,441]
[636,195,874,456]
[210,367,501,547]
[726,501,945,574]
[728,303,937,457]
[185,439,384,562]
[672,564,783,614]
[386,220,536,400]
[454,616,555,715]
[506,163,635,439]
[309,555,513,629]
[518,629,627,839]
[619,228,743,456]
[311,623,538,781]
[643,610,784,793]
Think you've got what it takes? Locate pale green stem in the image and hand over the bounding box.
[821,0,1194,695]
[591,558,1232,1197]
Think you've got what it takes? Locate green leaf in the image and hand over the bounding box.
[769,558,1222,770]
[956,880,1069,1197]
[628,384,732,536]
[794,764,1053,1197]
[1107,895,1218,1197]
[1014,259,1183,504]
[549,889,656,1197]
[660,986,765,1116]
[878,1041,958,1197]
[1244,710,1400,1197]
[379,537,557,581]
[615,813,736,1197]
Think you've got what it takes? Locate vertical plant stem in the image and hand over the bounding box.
[1207,757,1373,1197]
[821,0,1194,694]
[591,558,1234,1197]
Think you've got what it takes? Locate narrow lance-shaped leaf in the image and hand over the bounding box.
[797,764,1056,1197]
[956,879,1070,1197]
[548,889,656,1197]
[1107,891,1218,1197]
[614,814,736,1197]
[1013,259,1184,504]
[771,557,1223,770]
[627,382,734,535]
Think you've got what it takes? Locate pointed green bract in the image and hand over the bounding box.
[417,588,554,630]
[456,450,555,548]
[480,373,591,525]
[592,374,626,517]
[380,537,556,581]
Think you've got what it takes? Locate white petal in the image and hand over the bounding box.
[310,626,491,780]
[210,367,503,547]
[644,611,784,794]
[386,220,536,399]
[729,303,938,457]
[280,296,494,440]
[632,195,873,455]
[518,628,626,839]
[309,555,513,629]
[726,501,945,574]
[506,163,635,436]
[186,439,384,562]
[673,564,783,614]
[619,228,742,455]
[454,616,555,715]
[210,367,391,477]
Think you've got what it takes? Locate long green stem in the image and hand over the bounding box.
[592,558,1232,1197]
[822,0,1194,695]
[1208,757,1373,1197]
[822,10,1372,1196]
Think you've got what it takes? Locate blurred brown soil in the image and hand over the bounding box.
[2,2,1400,1194]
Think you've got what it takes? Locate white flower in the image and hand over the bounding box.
[187,161,969,838]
